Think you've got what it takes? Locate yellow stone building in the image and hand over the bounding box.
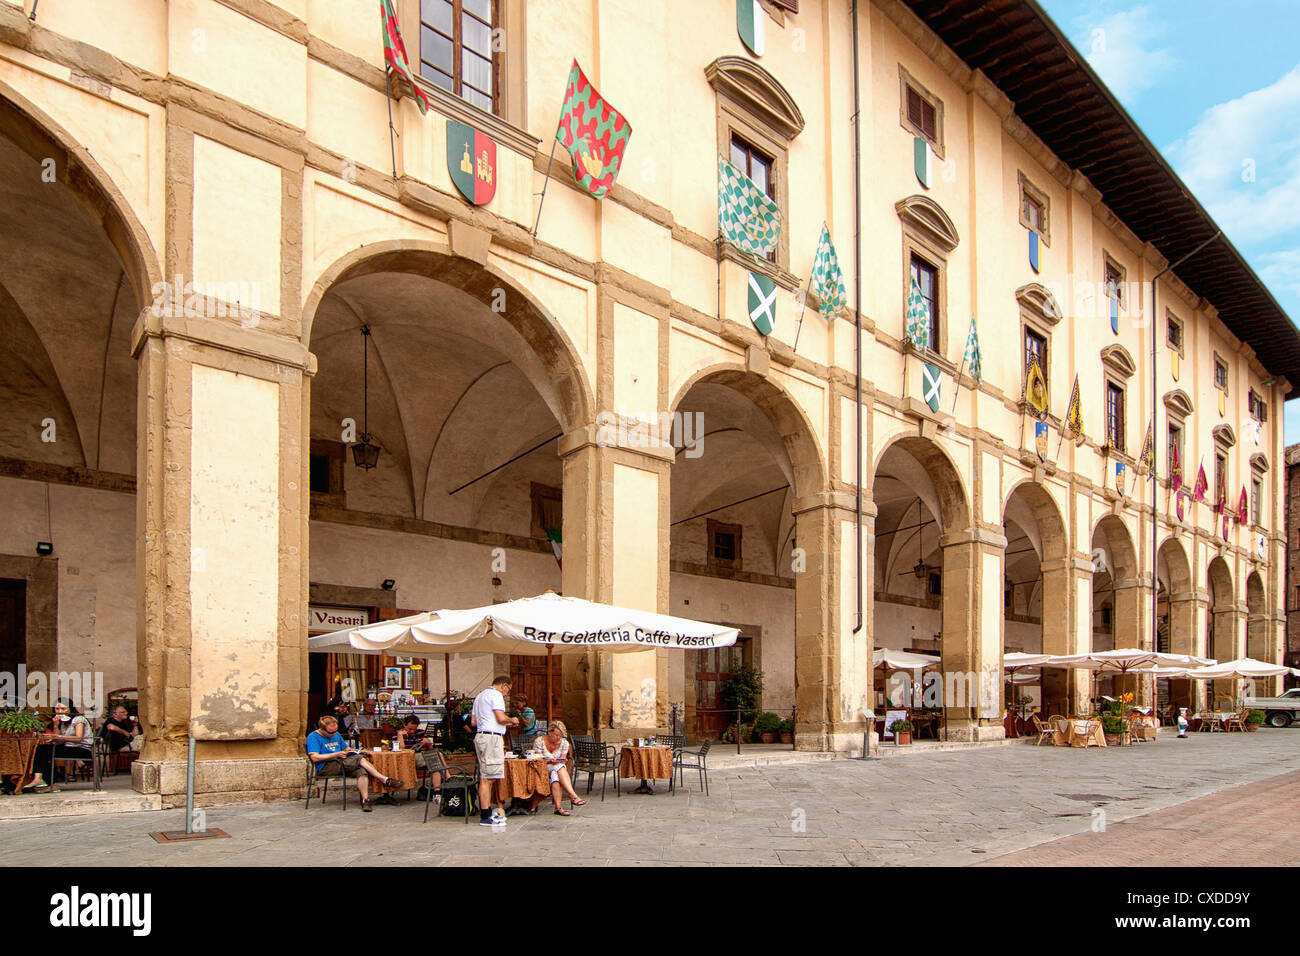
[0,0,1295,801]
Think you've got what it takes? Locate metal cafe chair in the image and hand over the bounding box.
[673,738,712,796]
[572,739,620,800]
[421,751,479,824]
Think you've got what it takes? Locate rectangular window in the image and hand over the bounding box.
[1023,194,1044,233]
[1249,389,1268,422]
[1252,477,1263,524]
[707,519,743,571]
[1167,315,1183,352]
[1104,261,1123,307]
[1215,453,1226,500]
[910,256,940,352]
[1168,423,1183,474]
[1024,327,1048,385]
[730,134,776,263]
[1106,382,1125,451]
[1214,357,1229,392]
[309,440,345,499]
[529,482,562,538]
[419,0,498,115]
[905,85,937,142]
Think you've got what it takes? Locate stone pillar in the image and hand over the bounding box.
[1191,590,1210,713]
[556,427,671,741]
[1041,556,1091,716]
[1209,599,1244,707]
[938,527,1006,741]
[792,493,870,753]
[1112,574,1152,704]
[1168,589,1197,712]
[132,313,314,804]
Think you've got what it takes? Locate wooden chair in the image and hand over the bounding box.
[1222,710,1246,733]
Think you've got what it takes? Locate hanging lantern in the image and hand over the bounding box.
[351,326,380,470]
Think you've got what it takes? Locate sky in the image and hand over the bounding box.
[1037,0,1300,444]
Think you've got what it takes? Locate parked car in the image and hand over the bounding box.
[1243,688,1300,727]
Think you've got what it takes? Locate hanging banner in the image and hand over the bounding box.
[747,271,776,335]
[922,362,942,412]
[1034,421,1048,461]
[1114,461,1127,497]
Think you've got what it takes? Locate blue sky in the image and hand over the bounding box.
[1038,0,1300,444]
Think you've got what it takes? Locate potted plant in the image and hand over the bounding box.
[721,722,753,744]
[720,664,763,725]
[0,709,45,737]
[778,717,795,744]
[1245,710,1265,732]
[1101,715,1126,746]
[754,712,781,744]
[891,719,914,745]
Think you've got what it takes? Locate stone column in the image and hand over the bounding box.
[1112,574,1152,704]
[1191,590,1210,713]
[792,493,870,753]
[132,313,314,803]
[938,527,1006,741]
[557,427,672,740]
[1168,588,1197,712]
[1209,599,1244,707]
[1041,556,1091,716]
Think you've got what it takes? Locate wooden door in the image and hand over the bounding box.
[509,654,562,722]
[695,635,753,737]
[0,579,24,677]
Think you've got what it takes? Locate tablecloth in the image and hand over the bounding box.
[620,746,672,780]
[0,737,39,790]
[500,757,549,800]
[1053,719,1106,748]
[366,749,417,793]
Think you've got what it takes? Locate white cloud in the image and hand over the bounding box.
[1258,248,1300,306]
[1079,6,1175,104]
[1165,64,1300,247]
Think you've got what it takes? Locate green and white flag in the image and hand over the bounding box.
[737,0,764,56]
[905,275,930,348]
[718,155,781,257]
[961,316,982,384]
[545,528,562,568]
[914,136,932,189]
[748,271,776,335]
[921,363,942,412]
[810,223,846,321]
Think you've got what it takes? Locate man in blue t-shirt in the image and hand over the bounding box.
[306,715,406,812]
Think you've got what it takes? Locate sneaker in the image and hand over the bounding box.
[479,816,506,827]
[491,807,506,821]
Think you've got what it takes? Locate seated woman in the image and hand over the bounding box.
[531,721,586,816]
[26,698,94,792]
[513,696,538,748]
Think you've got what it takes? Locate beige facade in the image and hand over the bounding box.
[0,0,1291,801]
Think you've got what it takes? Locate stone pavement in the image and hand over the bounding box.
[977,768,1300,867]
[2,730,1298,866]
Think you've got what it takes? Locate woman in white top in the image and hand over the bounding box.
[25,698,93,792]
[532,721,586,815]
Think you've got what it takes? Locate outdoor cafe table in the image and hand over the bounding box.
[620,745,672,794]
[0,736,39,791]
[500,755,549,805]
[1053,718,1106,748]
[1192,712,1234,732]
[365,748,417,796]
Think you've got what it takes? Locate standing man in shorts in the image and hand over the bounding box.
[473,675,519,827]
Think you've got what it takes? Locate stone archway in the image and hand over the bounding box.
[1158,537,1195,712]
[870,435,993,741]
[1246,571,1269,692]
[1207,556,1238,707]
[667,366,841,749]
[1003,481,1072,716]
[1090,514,1141,698]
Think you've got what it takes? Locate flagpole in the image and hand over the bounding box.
[532,89,571,237]
[792,274,813,353]
[949,351,967,416]
[384,68,398,180]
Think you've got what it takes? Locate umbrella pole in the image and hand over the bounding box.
[546,645,553,724]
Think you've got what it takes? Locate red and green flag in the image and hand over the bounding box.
[546,528,562,569]
[556,60,632,199]
[1192,461,1208,502]
[380,0,429,115]
[1237,486,1249,525]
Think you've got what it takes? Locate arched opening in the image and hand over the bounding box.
[303,244,593,730]
[1246,571,1269,692]
[0,85,157,713]
[871,436,979,740]
[1002,481,1070,717]
[667,367,828,746]
[1090,514,1139,699]
[1207,556,1237,709]
[1157,537,1194,714]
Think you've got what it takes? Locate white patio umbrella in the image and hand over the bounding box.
[1041,649,1216,726]
[311,592,739,720]
[873,648,942,671]
[1003,652,1050,720]
[1180,657,1300,709]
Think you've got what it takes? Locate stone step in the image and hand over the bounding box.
[0,788,162,820]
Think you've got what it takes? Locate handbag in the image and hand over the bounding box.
[439,788,476,817]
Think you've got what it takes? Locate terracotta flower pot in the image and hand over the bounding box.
[760,733,778,744]
[1244,722,1260,732]
[780,733,794,744]
[1104,733,1121,746]
[895,731,912,745]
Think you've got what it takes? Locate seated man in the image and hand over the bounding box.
[306,715,406,812]
[395,714,442,800]
[100,705,138,754]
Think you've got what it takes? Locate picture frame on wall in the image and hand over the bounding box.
[396,656,413,666]
[384,666,403,689]
[403,669,416,690]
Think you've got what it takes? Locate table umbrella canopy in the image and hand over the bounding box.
[873,648,942,671]
[308,592,739,657]
[1180,657,1300,680]
[1046,648,1215,672]
[1003,652,1051,670]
